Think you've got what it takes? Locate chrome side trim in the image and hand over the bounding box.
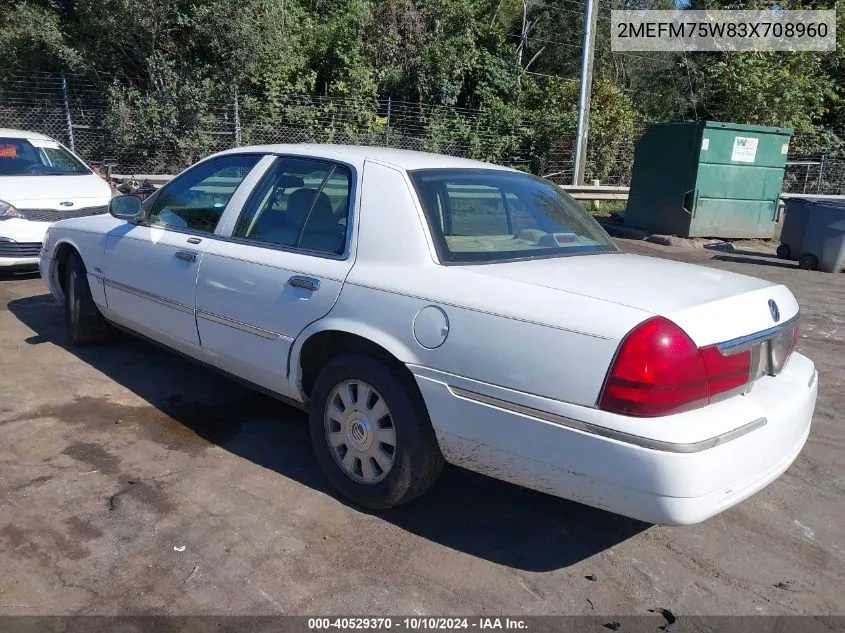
[717,314,799,353]
[196,309,291,341]
[103,277,292,341]
[103,279,194,315]
[448,385,767,454]
[347,282,613,340]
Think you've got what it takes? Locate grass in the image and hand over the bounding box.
[580,201,625,221]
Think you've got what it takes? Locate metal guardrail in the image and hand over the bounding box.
[112,177,633,199]
[560,186,845,204]
[561,186,845,203]
[561,185,629,201]
[780,193,845,200]
[111,176,845,205]
[112,174,173,185]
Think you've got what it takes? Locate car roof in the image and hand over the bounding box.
[0,128,55,141]
[217,144,517,172]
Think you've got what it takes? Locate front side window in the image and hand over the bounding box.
[144,154,261,233]
[0,137,90,176]
[409,169,619,264]
[234,157,351,255]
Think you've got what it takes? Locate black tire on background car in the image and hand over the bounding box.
[799,253,818,271]
[309,353,445,509]
[65,251,111,346]
[776,243,790,259]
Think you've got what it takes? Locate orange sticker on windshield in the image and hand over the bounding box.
[0,145,17,158]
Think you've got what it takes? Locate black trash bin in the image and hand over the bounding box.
[778,198,814,260]
[802,200,845,272]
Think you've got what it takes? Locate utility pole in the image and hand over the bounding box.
[60,72,75,153]
[573,0,598,186]
[233,88,241,147]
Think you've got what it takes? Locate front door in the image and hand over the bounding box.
[103,153,263,354]
[195,155,356,396]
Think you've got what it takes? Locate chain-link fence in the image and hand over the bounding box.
[1,69,843,194]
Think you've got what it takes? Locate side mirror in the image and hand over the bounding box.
[109,195,143,221]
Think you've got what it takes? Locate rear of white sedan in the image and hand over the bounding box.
[404,167,816,525]
[415,312,814,525]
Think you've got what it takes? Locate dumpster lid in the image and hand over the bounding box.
[701,121,793,135]
[642,121,793,135]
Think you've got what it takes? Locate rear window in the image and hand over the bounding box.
[409,169,619,264]
[0,137,90,176]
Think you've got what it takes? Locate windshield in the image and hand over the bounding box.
[409,168,619,264]
[0,137,91,176]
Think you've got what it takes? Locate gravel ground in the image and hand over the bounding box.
[0,239,843,617]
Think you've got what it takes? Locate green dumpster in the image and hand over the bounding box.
[625,121,793,239]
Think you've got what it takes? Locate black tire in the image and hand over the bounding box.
[65,251,111,346]
[776,243,790,259]
[309,353,444,509]
[799,253,818,271]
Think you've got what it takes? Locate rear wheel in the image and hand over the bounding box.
[65,251,111,346]
[309,353,444,509]
[776,243,790,259]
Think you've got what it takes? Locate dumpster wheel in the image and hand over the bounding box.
[799,253,818,271]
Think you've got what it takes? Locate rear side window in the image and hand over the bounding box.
[409,169,619,264]
[233,156,351,256]
[145,154,261,233]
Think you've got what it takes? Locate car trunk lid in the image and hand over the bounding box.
[461,253,798,347]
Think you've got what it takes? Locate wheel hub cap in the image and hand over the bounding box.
[347,414,373,451]
[324,379,397,484]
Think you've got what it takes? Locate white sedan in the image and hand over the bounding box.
[1,128,112,268]
[39,145,817,525]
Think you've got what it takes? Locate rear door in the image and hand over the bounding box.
[103,154,264,353]
[195,155,356,396]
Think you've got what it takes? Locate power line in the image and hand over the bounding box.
[529,2,588,16]
[530,0,588,11]
[525,70,579,81]
[507,33,584,51]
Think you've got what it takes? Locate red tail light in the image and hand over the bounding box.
[599,317,751,417]
[599,317,709,417]
[700,345,751,396]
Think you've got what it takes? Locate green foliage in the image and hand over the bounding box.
[685,52,835,152]
[0,3,83,71]
[104,56,225,169]
[0,0,842,175]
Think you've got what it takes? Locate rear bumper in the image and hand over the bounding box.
[413,353,817,525]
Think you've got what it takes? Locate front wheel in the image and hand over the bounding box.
[309,353,444,509]
[65,251,111,346]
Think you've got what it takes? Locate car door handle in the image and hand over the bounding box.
[174,249,198,262]
[288,276,320,292]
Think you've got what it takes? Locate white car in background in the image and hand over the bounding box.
[39,145,817,525]
[0,128,112,269]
